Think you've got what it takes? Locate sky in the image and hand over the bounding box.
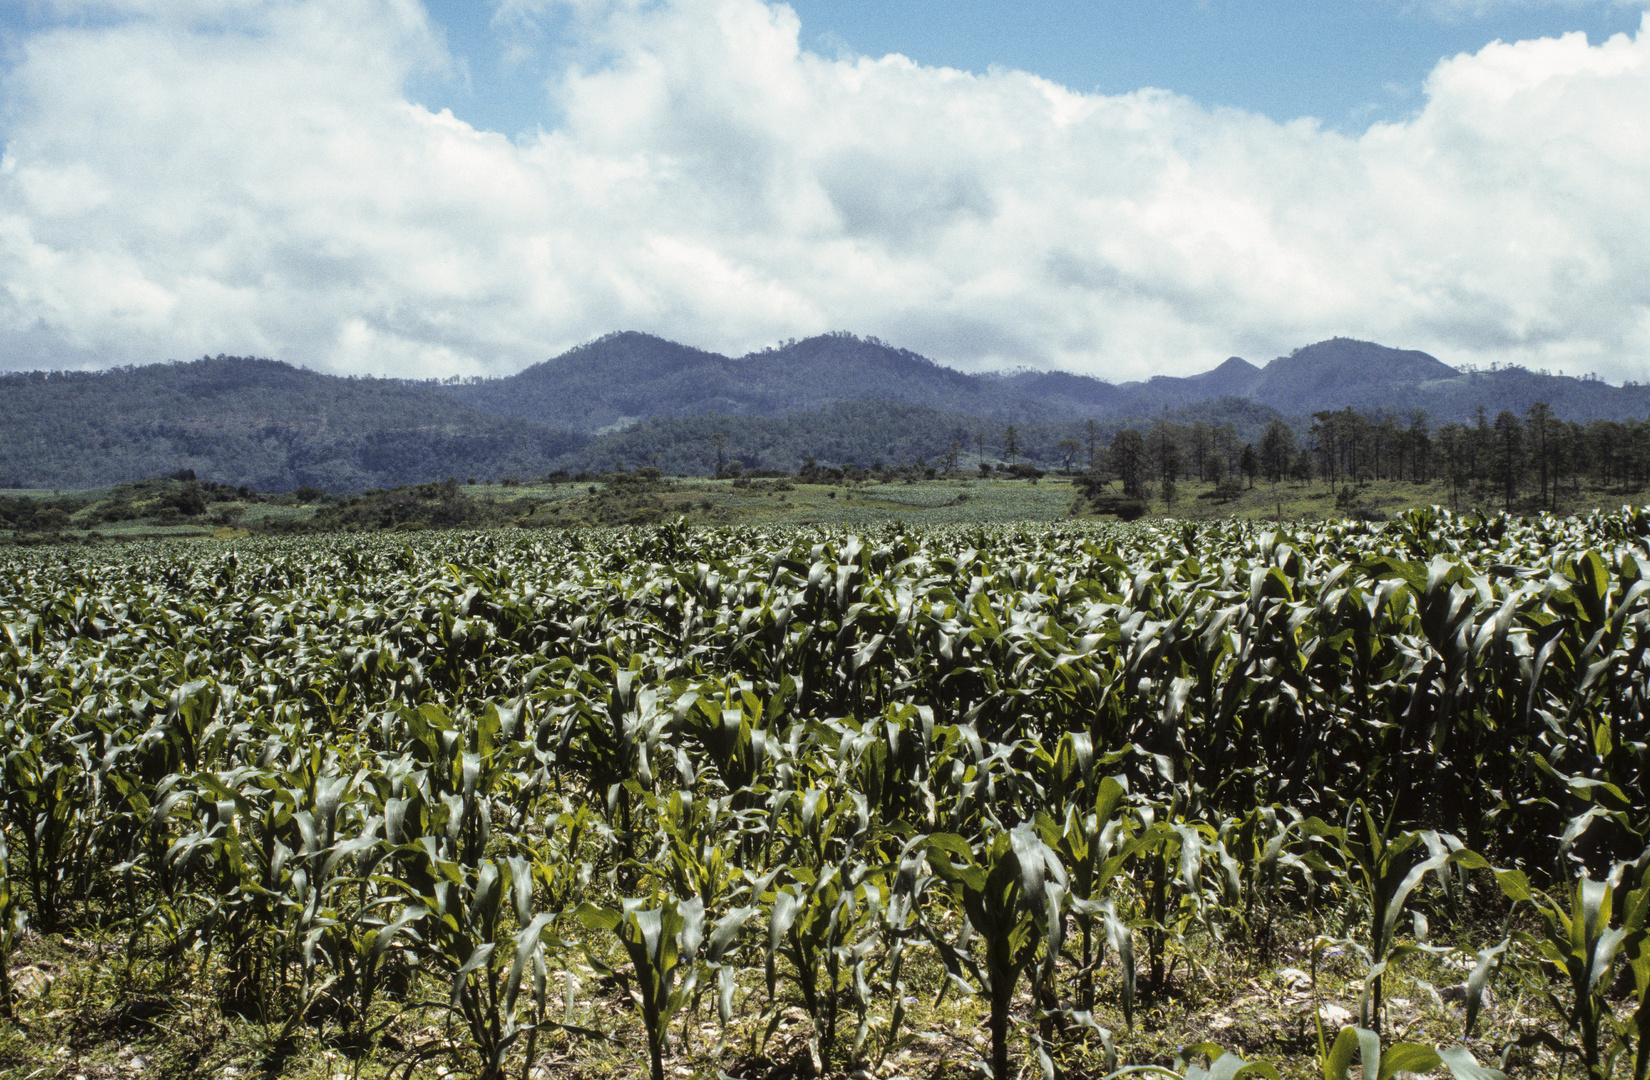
[2,1,1650,385]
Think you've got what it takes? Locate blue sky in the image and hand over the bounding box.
[415,1,1649,136]
[1,1,1648,382]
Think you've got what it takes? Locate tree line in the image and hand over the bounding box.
[1074,403,1650,513]
[572,398,1650,515]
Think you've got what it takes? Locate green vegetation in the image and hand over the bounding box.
[1,508,1648,1080]
[447,333,1650,438]
[0,357,587,492]
[8,458,1650,549]
[5,336,1649,493]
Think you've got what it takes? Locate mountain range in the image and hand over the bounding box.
[2,333,1645,490]
[445,331,1650,430]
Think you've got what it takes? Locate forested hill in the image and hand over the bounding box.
[3,335,1647,490]
[442,331,1650,432]
[443,331,1065,430]
[1114,338,1650,419]
[0,357,587,491]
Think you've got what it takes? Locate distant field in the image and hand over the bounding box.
[666,476,1080,526]
[5,472,1647,543]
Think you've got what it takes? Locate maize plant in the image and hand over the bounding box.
[1508,859,1650,1080]
[1305,805,1495,1034]
[0,509,1645,1078]
[1623,866,1650,1080]
[399,851,549,1080]
[1033,763,1134,1017]
[578,894,755,1080]
[924,823,1070,1080]
[1318,1024,1507,1080]
[762,780,891,1070]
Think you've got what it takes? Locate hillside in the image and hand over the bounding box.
[0,357,587,491]
[1107,338,1650,420]
[447,332,1650,431]
[564,396,1286,476]
[1,334,1646,490]
[444,330,1055,429]
[446,332,734,431]
[1238,338,1650,419]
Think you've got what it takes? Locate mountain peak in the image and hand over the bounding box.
[1272,338,1459,385]
[745,332,947,371]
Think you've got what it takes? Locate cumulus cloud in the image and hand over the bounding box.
[1,0,1649,382]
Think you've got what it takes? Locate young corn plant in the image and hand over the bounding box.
[649,789,744,913]
[1034,769,1135,1020]
[404,851,566,1080]
[674,679,777,810]
[164,766,322,1027]
[383,700,569,1079]
[577,894,755,1080]
[328,900,426,1067]
[761,782,885,1066]
[1132,809,1220,997]
[1509,860,1648,1080]
[2,709,99,933]
[763,860,891,1071]
[1306,805,1492,1034]
[562,658,671,888]
[869,838,932,1070]
[1624,877,1650,1080]
[1211,805,1327,965]
[1621,862,1650,1080]
[923,823,1068,1080]
[1318,1024,1507,1080]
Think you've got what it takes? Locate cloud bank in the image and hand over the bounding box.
[2,0,1649,382]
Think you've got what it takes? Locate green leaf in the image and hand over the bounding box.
[1436,1046,1509,1080]
[576,902,620,932]
[1463,937,1508,1037]
[1321,1026,1362,1080]
[1376,1043,1442,1080]
[450,943,497,1007]
[705,904,754,963]
[508,854,534,926]
[371,906,425,963]
[505,912,556,1017]
[1492,868,1532,903]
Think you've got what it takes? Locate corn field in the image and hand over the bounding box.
[2,507,1648,1080]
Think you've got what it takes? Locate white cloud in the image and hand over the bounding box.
[1,0,1649,383]
[1401,0,1643,19]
